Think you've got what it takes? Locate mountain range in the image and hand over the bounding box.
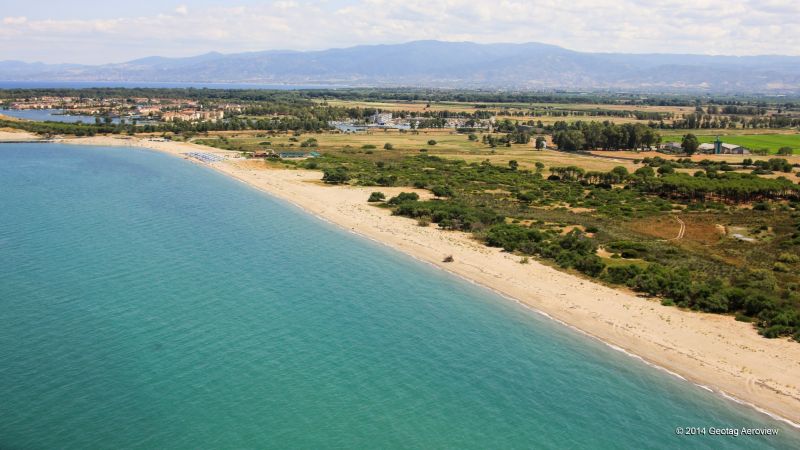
[2,40,799,93]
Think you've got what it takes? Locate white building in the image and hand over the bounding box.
[698,141,750,155]
[370,112,393,125]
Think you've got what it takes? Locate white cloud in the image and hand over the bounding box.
[0,0,798,64]
[2,16,28,25]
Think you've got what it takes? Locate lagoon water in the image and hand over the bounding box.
[0,109,120,124]
[1,143,799,449]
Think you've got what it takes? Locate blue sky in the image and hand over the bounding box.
[1,0,798,64]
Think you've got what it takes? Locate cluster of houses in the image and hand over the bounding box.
[660,137,750,155]
[9,96,118,115]
[161,109,225,122]
[135,100,238,123]
[7,95,238,124]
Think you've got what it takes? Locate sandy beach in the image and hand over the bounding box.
[58,135,800,426]
[0,129,40,142]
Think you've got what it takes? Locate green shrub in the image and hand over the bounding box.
[604,264,642,285]
[300,138,318,147]
[754,202,771,211]
[387,192,420,205]
[394,200,502,232]
[773,262,790,272]
[607,241,647,258]
[322,167,350,184]
[431,185,454,198]
[485,223,544,252]
[368,192,386,202]
[575,255,606,277]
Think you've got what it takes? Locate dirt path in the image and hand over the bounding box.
[668,215,686,241]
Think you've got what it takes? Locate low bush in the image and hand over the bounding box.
[368,192,386,202]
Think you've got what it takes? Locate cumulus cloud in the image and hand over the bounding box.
[0,0,798,64]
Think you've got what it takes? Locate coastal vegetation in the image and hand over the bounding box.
[296,151,800,341]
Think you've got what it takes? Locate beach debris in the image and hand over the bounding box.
[443,255,454,263]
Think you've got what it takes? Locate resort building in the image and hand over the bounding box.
[137,106,163,116]
[162,109,225,122]
[370,112,393,125]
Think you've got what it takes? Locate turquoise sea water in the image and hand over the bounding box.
[1,143,799,449]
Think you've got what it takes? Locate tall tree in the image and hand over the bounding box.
[681,133,700,156]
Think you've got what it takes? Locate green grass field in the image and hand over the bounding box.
[662,132,800,154]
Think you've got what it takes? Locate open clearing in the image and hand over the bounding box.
[193,130,642,173]
[321,99,691,126]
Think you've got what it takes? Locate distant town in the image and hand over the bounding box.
[6,94,792,157]
[7,95,236,123]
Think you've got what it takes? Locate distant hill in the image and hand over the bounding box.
[2,40,799,93]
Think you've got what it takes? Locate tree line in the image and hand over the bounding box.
[551,121,661,151]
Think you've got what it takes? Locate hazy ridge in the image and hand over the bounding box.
[2,40,799,93]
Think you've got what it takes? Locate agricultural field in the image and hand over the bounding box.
[493,114,658,126]
[322,99,688,126]
[320,99,477,113]
[661,131,800,154]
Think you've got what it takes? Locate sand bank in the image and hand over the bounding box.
[0,129,40,142]
[59,135,800,425]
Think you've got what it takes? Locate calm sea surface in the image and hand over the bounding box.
[1,143,798,449]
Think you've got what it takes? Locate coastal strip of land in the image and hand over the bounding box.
[58,135,800,426]
[0,129,40,142]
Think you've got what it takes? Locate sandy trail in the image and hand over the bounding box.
[668,216,686,241]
